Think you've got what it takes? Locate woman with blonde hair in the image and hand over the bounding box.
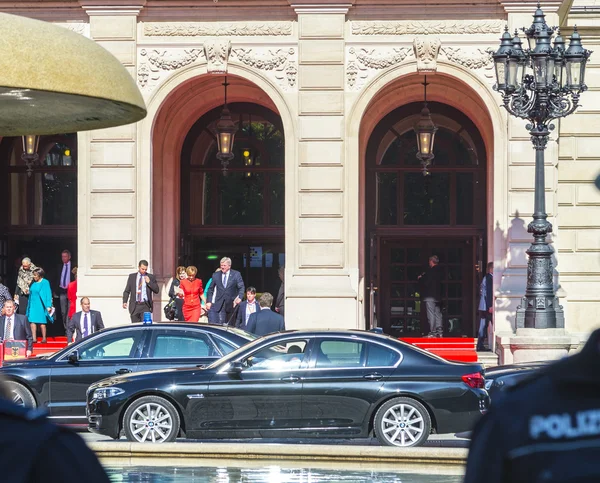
[176,266,203,322]
[168,266,187,321]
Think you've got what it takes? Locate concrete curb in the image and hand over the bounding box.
[89,441,468,466]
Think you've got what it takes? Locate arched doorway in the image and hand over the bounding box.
[179,102,285,295]
[0,134,77,334]
[365,102,487,337]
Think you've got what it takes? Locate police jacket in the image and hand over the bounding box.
[464,328,600,483]
[0,398,110,482]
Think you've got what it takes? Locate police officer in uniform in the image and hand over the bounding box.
[465,328,600,482]
[0,384,110,482]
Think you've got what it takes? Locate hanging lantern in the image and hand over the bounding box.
[21,134,40,177]
[414,76,437,174]
[213,77,238,172]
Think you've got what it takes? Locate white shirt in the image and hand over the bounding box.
[60,261,71,289]
[80,311,94,336]
[136,273,148,303]
[3,315,15,340]
[245,301,257,325]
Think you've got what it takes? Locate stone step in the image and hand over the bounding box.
[477,351,499,368]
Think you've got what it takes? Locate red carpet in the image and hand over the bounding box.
[32,336,68,356]
[400,337,478,362]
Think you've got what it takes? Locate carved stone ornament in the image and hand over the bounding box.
[138,48,205,91]
[352,20,504,36]
[55,22,89,38]
[203,39,232,74]
[346,46,412,90]
[413,37,441,73]
[144,22,293,37]
[440,47,494,70]
[231,47,298,90]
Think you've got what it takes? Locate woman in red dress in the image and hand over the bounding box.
[177,266,203,322]
[67,266,78,321]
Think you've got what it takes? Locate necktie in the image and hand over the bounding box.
[223,272,228,288]
[83,313,89,337]
[137,275,143,302]
[5,317,12,340]
[62,263,68,288]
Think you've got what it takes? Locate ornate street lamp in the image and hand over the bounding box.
[493,4,591,329]
[414,76,437,175]
[21,134,40,177]
[213,76,238,173]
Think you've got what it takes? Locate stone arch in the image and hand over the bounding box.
[346,59,507,326]
[138,62,297,282]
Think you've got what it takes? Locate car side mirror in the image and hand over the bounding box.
[228,361,243,375]
[67,351,79,364]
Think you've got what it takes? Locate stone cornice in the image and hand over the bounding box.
[79,0,146,16]
[289,0,354,14]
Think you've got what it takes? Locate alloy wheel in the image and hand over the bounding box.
[11,391,24,407]
[129,402,174,443]
[380,403,425,447]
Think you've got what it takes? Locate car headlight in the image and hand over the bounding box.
[92,387,125,400]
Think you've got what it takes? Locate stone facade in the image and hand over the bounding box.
[4,0,600,347]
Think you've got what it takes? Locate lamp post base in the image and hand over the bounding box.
[495,328,578,365]
[515,295,565,330]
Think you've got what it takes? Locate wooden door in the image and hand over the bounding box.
[379,238,475,337]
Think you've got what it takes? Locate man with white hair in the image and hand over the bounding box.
[206,257,245,326]
[15,257,37,315]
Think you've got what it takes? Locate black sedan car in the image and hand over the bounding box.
[484,361,547,402]
[0,323,255,424]
[88,329,489,447]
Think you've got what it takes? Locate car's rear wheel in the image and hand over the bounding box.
[123,395,180,443]
[5,381,36,408]
[374,397,431,447]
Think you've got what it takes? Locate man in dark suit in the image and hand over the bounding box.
[206,257,245,326]
[56,249,73,331]
[0,299,33,356]
[122,260,159,323]
[476,262,494,351]
[245,292,285,336]
[235,287,259,329]
[66,297,105,343]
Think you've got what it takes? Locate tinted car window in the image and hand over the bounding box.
[315,340,365,368]
[150,333,216,358]
[366,343,399,367]
[244,340,308,372]
[79,332,142,360]
[211,336,237,355]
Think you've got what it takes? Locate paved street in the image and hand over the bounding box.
[81,431,469,448]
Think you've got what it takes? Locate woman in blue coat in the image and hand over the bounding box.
[26,268,53,343]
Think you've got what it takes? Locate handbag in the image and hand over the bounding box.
[163,298,176,321]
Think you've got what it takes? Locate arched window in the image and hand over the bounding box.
[5,134,77,227]
[182,103,284,229]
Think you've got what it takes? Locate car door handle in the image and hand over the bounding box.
[363,373,383,381]
[115,368,132,375]
[280,376,301,383]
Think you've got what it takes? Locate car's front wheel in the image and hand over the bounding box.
[123,395,180,443]
[374,397,431,447]
[5,381,37,408]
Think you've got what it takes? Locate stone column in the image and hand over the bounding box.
[286,2,359,329]
[495,0,579,363]
[77,1,146,326]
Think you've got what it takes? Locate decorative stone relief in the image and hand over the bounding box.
[137,45,298,94]
[346,44,497,90]
[352,20,504,36]
[231,48,298,91]
[203,39,232,74]
[413,37,441,73]
[55,23,89,38]
[346,46,412,90]
[440,47,494,72]
[143,22,293,37]
[138,48,205,91]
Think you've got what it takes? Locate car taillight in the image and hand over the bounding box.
[462,372,485,389]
